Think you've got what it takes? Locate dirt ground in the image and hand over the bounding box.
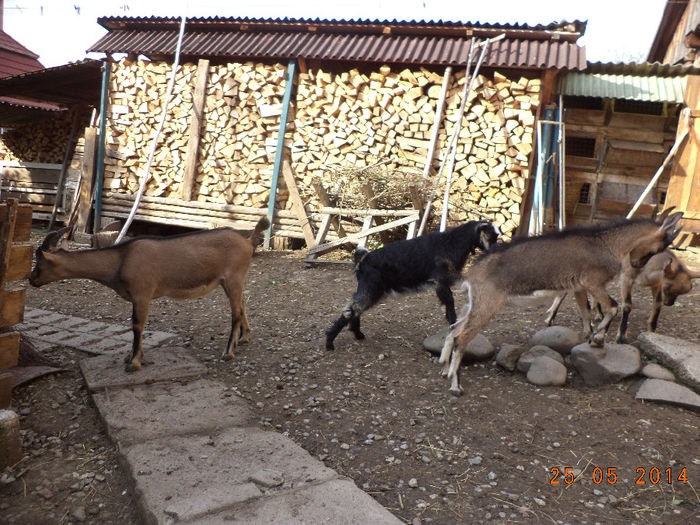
[2,235,699,524]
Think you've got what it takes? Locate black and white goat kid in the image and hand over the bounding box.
[325,221,499,350]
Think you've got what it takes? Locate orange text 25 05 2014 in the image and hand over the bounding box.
[549,466,689,485]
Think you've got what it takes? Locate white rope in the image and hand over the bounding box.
[115,15,187,243]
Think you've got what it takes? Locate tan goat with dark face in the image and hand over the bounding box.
[438,213,683,396]
[30,218,269,371]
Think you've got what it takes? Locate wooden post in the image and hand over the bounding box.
[361,182,391,245]
[421,66,452,179]
[264,60,296,250]
[182,59,210,201]
[312,179,347,239]
[74,127,98,234]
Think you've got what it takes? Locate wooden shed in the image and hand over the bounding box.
[555,62,696,228]
[49,16,584,246]
[647,0,700,244]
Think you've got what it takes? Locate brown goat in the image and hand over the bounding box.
[438,213,683,396]
[30,218,269,371]
[545,250,699,340]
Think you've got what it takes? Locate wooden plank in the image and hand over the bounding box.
[0,372,12,409]
[361,182,390,245]
[74,127,98,233]
[5,244,32,282]
[308,214,419,256]
[320,207,418,217]
[312,180,347,239]
[281,159,315,247]
[10,204,31,242]
[0,199,18,290]
[356,216,373,249]
[0,331,19,370]
[0,288,25,328]
[182,58,210,201]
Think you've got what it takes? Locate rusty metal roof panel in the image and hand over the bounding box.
[90,29,586,69]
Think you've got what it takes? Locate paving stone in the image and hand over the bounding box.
[142,331,177,347]
[51,317,92,330]
[636,332,700,392]
[92,325,133,338]
[29,312,73,325]
[193,478,402,525]
[22,338,55,352]
[71,321,113,334]
[79,337,127,355]
[24,325,62,337]
[124,427,339,524]
[49,332,106,351]
[12,321,40,332]
[79,346,206,392]
[92,379,256,447]
[23,308,52,320]
[635,379,700,410]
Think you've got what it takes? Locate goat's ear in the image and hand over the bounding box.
[40,227,72,252]
[655,206,676,223]
[659,212,683,245]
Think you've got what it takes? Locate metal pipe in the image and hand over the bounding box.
[93,60,111,234]
[264,59,296,249]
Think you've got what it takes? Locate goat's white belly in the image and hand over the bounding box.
[506,289,562,307]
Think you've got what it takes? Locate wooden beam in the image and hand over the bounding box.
[74,127,98,234]
[308,214,419,256]
[281,158,315,247]
[181,59,210,201]
[0,199,18,290]
[0,331,19,370]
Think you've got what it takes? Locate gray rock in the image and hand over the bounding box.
[423,328,494,361]
[516,346,564,374]
[636,332,700,392]
[529,326,583,356]
[495,344,524,372]
[635,379,700,410]
[526,356,567,386]
[640,363,675,381]
[423,327,451,354]
[571,342,641,386]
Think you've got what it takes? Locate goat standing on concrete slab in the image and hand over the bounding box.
[439,213,683,396]
[545,249,699,340]
[29,217,269,371]
[325,221,499,350]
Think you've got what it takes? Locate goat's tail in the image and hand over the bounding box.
[353,247,369,270]
[250,217,270,249]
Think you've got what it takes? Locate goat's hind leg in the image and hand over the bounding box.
[436,280,457,324]
[222,283,245,361]
[325,290,377,350]
[587,286,618,346]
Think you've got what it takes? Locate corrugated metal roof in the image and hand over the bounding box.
[560,71,688,103]
[97,16,587,40]
[88,17,586,70]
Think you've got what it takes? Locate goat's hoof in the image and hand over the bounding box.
[221,353,233,361]
[615,335,627,344]
[353,332,365,341]
[590,336,605,347]
[125,362,141,373]
[449,387,464,397]
[325,342,335,351]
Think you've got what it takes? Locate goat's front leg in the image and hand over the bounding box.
[587,286,618,346]
[647,283,663,332]
[615,273,636,343]
[126,300,149,372]
[325,288,378,350]
[573,290,593,339]
[544,293,567,326]
[436,281,457,324]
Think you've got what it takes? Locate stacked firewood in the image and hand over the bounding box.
[103,58,540,238]
[293,66,539,236]
[104,59,286,207]
[0,110,80,163]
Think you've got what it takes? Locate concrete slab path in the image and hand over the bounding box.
[21,308,402,525]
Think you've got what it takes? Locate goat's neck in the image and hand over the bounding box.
[53,249,121,285]
[601,223,656,259]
